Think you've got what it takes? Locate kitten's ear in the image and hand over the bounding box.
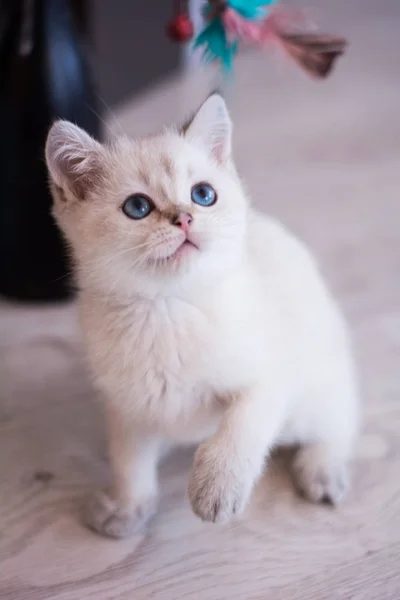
[183,94,232,164]
[45,120,104,201]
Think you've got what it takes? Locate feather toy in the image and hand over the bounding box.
[167,0,347,79]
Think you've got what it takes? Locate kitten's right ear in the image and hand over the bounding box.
[45,120,104,201]
[183,93,232,164]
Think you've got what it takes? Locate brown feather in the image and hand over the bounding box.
[279,34,347,79]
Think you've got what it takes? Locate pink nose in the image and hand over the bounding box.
[173,212,193,233]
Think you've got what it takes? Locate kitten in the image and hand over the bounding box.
[45,94,359,538]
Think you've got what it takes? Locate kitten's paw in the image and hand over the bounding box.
[188,444,252,523]
[83,490,157,538]
[292,444,349,505]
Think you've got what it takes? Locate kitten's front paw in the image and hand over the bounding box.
[83,490,157,539]
[188,444,252,523]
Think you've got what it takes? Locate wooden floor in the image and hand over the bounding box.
[1,1,400,598]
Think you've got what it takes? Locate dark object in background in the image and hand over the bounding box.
[0,0,100,302]
[92,0,180,108]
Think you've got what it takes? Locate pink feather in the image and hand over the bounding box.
[222,7,265,44]
[222,6,309,48]
[221,6,347,79]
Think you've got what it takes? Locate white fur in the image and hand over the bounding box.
[45,95,359,538]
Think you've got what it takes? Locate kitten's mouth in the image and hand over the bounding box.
[167,238,198,260]
[148,237,199,264]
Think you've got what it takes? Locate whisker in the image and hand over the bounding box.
[82,240,158,273]
[96,94,125,136]
[84,102,114,138]
[98,241,161,292]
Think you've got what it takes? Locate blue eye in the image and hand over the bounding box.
[122,195,154,219]
[191,183,217,207]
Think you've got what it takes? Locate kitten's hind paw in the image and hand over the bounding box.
[292,444,349,506]
[83,490,157,538]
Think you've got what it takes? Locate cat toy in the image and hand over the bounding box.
[167,0,347,79]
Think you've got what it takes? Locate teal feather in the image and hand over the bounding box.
[193,0,279,72]
[194,17,237,72]
[229,0,277,20]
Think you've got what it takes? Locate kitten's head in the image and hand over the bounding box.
[46,94,248,296]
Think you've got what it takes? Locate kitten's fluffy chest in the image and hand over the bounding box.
[82,290,245,428]
[133,295,216,384]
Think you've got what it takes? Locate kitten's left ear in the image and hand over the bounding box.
[45,120,104,201]
[183,93,232,164]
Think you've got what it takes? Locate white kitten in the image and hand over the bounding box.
[45,94,359,538]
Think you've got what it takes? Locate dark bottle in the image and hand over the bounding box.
[0,0,100,302]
